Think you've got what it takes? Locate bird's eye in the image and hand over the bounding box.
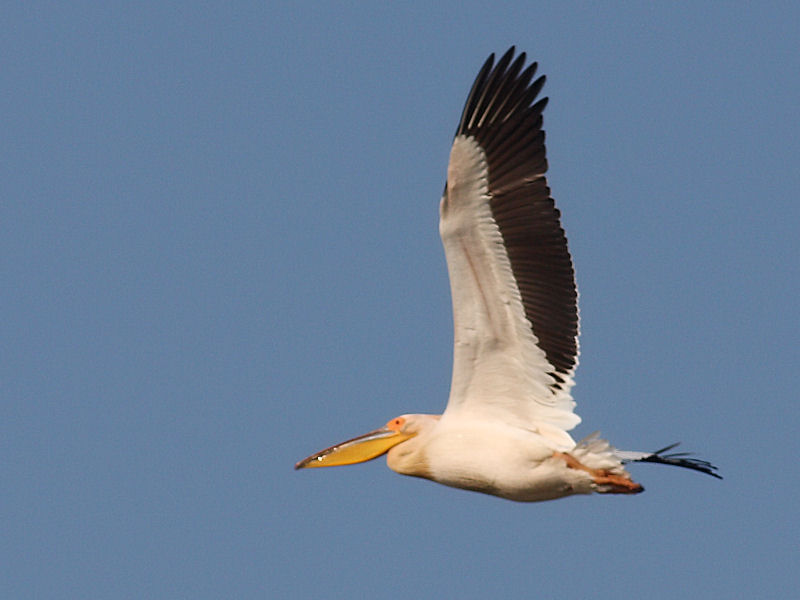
[387,417,405,431]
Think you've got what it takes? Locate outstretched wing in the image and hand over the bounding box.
[439,48,580,433]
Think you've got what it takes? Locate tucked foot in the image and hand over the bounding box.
[554,451,644,495]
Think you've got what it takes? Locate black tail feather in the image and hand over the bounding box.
[634,443,722,480]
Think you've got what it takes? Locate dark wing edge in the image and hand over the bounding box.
[456,47,578,393]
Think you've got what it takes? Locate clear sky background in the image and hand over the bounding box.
[3,3,798,598]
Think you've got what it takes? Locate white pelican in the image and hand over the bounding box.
[296,48,720,502]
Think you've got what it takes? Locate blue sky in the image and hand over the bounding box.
[3,2,798,598]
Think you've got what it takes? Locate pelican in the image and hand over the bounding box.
[295,48,720,502]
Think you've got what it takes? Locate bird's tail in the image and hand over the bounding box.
[614,443,722,479]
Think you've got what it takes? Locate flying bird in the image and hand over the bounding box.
[295,48,720,502]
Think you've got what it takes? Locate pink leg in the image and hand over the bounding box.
[554,452,644,494]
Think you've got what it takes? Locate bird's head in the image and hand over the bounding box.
[294,414,438,470]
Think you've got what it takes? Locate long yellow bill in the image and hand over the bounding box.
[295,426,414,469]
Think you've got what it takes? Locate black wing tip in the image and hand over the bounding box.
[456,47,545,138]
[496,46,517,64]
[638,443,723,480]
